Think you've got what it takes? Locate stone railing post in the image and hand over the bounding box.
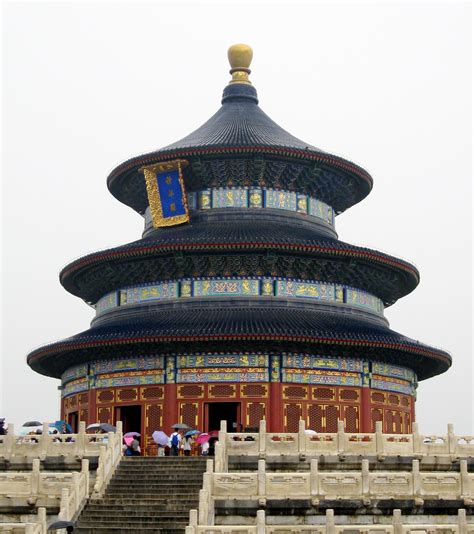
[337,420,345,454]
[203,471,212,496]
[59,487,69,520]
[310,459,319,497]
[93,445,107,494]
[325,509,335,534]
[361,459,369,499]
[82,459,90,496]
[392,509,403,534]
[116,420,123,436]
[31,458,40,498]
[39,422,50,458]
[258,459,266,498]
[458,508,467,534]
[214,441,223,473]
[448,423,456,454]
[412,459,421,501]
[298,419,306,455]
[412,422,421,455]
[256,509,266,534]
[219,420,228,471]
[72,471,80,511]
[259,419,266,456]
[375,421,384,456]
[5,423,14,458]
[206,458,214,473]
[37,506,47,533]
[185,527,195,534]
[198,488,209,525]
[189,508,198,528]
[460,459,469,499]
[76,421,86,456]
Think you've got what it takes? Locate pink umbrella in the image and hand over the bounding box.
[124,436,134,446]
[196,433,210,444]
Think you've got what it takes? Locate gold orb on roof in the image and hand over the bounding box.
[227,43,253,85]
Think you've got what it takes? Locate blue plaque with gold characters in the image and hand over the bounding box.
[140,159,190,228]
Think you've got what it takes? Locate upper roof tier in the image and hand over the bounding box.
[107,45,373,215]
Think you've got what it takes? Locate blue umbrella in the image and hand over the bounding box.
[185,430,200,438]
[51,421,73,433]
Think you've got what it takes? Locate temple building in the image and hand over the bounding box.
[27,44,451,455]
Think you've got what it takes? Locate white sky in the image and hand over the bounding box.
[1,2,472,434]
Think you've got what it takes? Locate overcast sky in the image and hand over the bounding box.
[2,2,472,434]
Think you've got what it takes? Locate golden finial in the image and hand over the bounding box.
[227,43,253,85]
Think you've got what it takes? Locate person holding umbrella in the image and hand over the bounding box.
[169,428,181,456]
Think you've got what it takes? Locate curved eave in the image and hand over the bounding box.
[59,239,419,306]
[27,323,451,381]
[106,146,373,214]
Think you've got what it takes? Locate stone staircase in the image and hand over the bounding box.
[75,456,207,534]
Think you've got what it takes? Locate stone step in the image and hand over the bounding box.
[107,483,203,489]
[87,500,198,507]
[112,474,204,479]
[80,511,190,519]
[77,517,188,525]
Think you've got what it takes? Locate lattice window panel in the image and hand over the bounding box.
[241,384,267,398]
[79,409,88,424]
[392,411,402,433]
[343,405,359,432]
[146,404,163,432]
[401,396,410,407]
[404,413,411,433]
[97,390,114,404]
[141,387,164,400]
[325,405,340,432]
[69,395,78,408]
[313,387,335,400]
[209,384,236,398]
[283,385,308,400]
[339,389,358,402]
[371,408,383,431]
[180,403,198,428]
[178,385,204,398]
[79,393,88,406]
[388,394,400,406]
[371,391,385,404]
[284,403,302,432]
[98,407,112,424]
[246,402,265,428]
[307,404,324,432]
[386,410,395,433]
[118,388,138,402]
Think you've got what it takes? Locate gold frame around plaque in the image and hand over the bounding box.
[140,159,190,228]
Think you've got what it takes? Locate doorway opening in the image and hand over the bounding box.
[206,402,241,432]
[115,405,142,435]
[67,412,79,433]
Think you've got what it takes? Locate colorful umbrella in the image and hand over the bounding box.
[208,430,219,438]
[52,421,73,433]
[152,430,169,446]
[87,423,117,433]
[124,431,141,438]
[196,433,210,444]
[185,430,200,438]
[124,436,134,446]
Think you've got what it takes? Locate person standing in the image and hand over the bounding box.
[183,435,193,456]
[169,429,181,456]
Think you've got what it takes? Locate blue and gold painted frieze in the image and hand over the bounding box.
[61,353,417,397]
[283,368,362,386]
[63,377,89,397]
[94,369,164,389]
[95,277,384,317]
[177,353,268,368]
[61,364,88,384]
[153,187,335,225]
[283,355,364,372]
[178,367,268,383]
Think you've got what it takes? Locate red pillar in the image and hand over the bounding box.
[88,388,97,426]
[269,382,283,432]
[360,387,371,432]
[163,383,178,432]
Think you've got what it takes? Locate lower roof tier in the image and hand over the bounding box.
[27,303,450,380]
[60,219,419,306]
